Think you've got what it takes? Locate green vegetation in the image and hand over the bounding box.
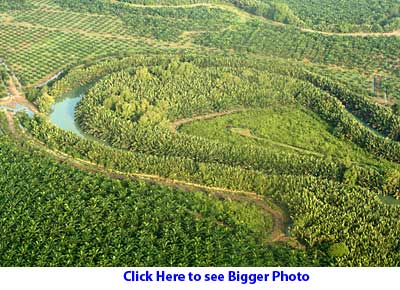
[21,111,400,266]
[195,21,400,75]
[0,65,8,99]
[55,0,240,41]
[66,55,400,162]
[0,22,158,86]
[180,107,391,165]
[117,0,220,4]
[224,0,303,26]
[328,243,350,258]
[0,111,10,134]
[0,0,399,88]
[117,0,218,3]
[0,0,400,267]
[11,9,130,35]
[305,64,400,101]
[16,54,400,266]
[0,0,30,11]
[1,123,313,266]
[283,0,400,32]
[117,0,400,33]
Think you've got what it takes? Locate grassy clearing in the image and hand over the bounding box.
[180,106,399,167]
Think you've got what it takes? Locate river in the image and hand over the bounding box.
[0,103,35,117]
[49,84,92,138]
[5,82,400,207]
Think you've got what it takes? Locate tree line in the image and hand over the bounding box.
[0,124,313,266]
[20,112,400,266]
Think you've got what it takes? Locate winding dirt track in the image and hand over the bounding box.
[109,0,400,37]
[0,0,395,251]
[300,28,400,37]
[0,71,38,113]
[8,76,38,113]
[17,1,398,39]
[4,110,298,246]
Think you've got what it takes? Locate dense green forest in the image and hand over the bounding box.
[0,0,30,11]
[1,0,399,88]
[2,120,316,266]
[54,0,240,41]
[18,54,400,266]
[0,0,399,267]
[0,65,8,99]
[195,21,400,75]
[19,110,400,266]
[117,0,400,32]
[283,0,400,32]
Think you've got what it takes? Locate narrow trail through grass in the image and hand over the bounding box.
[229,127,324,157]
[170,109,244,132]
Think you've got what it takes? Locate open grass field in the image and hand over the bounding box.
[180,106,399,167]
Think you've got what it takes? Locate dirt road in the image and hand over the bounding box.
[7,113,297,245]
